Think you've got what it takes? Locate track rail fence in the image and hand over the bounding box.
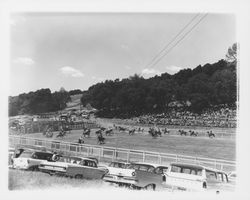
[9,136,236,172]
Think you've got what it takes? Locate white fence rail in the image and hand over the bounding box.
[9,136,236,172]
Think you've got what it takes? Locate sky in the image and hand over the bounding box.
[10,13,236,96]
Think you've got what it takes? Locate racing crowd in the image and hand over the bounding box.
[131,105,236,128]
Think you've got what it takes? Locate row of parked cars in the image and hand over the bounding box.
[9,147,235,192]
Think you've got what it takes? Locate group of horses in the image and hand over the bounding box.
[178,129,216,138]
[78,127,112,145]
[42,125,72,138]
[178,130,198,137]
[148,127,170,138]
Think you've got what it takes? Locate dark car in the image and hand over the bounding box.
[39,155,107,179]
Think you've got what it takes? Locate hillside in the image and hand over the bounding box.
[81,59,236,118]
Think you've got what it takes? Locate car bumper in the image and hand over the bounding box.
[103,176,137,185]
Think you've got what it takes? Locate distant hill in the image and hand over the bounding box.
[80,59,236,118]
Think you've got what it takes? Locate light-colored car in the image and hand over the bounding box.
[12,148,57,170]
[164,163,231,192]
[104,162,169,190]
[103,161,136,185]
[39,156,107,179]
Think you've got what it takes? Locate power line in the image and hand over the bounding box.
[145,13,201,69]
[148,13,208,69]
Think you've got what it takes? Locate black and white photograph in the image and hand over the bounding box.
[1,0,250,199]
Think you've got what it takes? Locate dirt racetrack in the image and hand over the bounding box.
[24,126,235,161]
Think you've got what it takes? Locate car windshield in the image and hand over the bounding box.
[80,160,97,167]
[109,162,126,168]
[31,152,53,160]
[19,151,32,158]
[155,166,168,174]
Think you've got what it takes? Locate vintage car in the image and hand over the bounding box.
[103,161,135,185]
[164,163,232,192]
[12,148,58,170]
[39,155,107,179]
[104,162,168,190]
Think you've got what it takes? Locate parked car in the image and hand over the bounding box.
[103,161,135,185]
[104,162,168,190]
[12,148,58,170]
[164,163,232,192]
[39,155,107,179]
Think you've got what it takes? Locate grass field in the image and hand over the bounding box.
[24,128,235,161]
[8,169,234,194]
[8,169,108,190]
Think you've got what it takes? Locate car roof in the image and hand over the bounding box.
[111,161,130,165]
[62,155,97,162]
[132,162,162,168]
[170,162,205,170]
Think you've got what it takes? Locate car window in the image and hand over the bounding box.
[217,172,228,182]
[19,151,32,158]
[197,169,202,176]
[148,166,155,173]
[128,164,139,170]
[171,165,182,173]
[139,165,149,171]
[155,167,163,174]
[109,162,115,167]
[206,170,217,181]
[118,163,125,168]
[182,168,191,174]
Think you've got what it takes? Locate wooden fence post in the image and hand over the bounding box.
[127,151,130,163]
[158,154,162,164]
[99,147,102,162]
[142,151,145,162]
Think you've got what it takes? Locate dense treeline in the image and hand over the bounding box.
[68,89,83,96]
[81,59,237,118]
[9,88,71,116]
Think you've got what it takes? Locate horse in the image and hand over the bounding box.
[105,128,114,136]
[43,126,53,138]
[97,135,105,144]
[189,130,198,137]
[46,131,53,138]
[137,127,144,133]
[95,128,104,135]
[118,126,127,131]
[148,128,158,138]
[56,130,66,138]
[82,128,91,137]
[78,136,84,144]
[178,130,187,136]
[128,129,135,136]
[207,131,215,138]
[163,128,170,134]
